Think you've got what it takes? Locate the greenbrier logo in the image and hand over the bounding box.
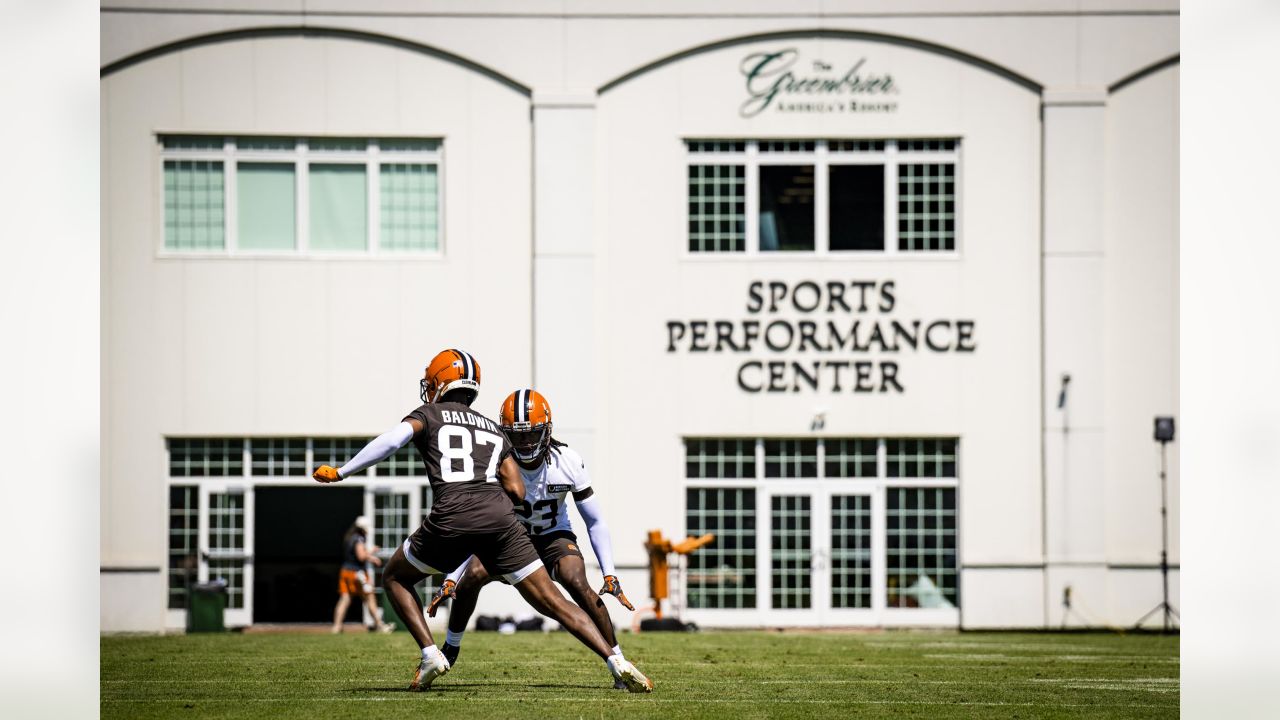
[740,48,898,118]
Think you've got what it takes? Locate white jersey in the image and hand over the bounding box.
[513,445,591,536]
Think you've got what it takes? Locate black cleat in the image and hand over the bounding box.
[441,642,460,667]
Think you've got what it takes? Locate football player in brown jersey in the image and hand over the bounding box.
[426,389,636,689]
[311,349,652,693]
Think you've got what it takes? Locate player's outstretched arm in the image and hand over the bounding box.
[312,419,421,483]
[575,493,633,610]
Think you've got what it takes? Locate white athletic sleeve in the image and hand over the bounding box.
[337,422,414,478]
[575,496,617,577]
[445,557,471,585]
[566,447,592,493]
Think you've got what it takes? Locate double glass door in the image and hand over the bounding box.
[754,481,959,626]
[759,483,878,625]
[684,437,960,627]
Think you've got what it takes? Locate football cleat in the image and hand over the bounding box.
[499,389,553,464]
[607,656,653,694]
[408,653,450,692]
[441,642,460,667]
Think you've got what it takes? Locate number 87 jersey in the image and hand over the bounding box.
[402,399,517,535]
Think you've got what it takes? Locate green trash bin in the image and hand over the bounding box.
[188,579,227,633]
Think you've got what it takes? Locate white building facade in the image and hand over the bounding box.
[100,1,1179,632]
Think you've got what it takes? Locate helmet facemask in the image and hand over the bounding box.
[503,421,551,465]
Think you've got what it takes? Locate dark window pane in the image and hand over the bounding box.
[829,164,884,251]
[759,165,815,252]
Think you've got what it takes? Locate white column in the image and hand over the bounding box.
[1041,87,1108,628]
[531,93,597,462]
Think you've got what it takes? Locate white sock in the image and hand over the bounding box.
[445,629,464,647]
[421,645,440,663]
[609,640,629,666]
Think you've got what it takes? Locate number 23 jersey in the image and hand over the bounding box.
[514,445,592,536]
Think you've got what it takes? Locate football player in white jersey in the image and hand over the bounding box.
[427,388,636,688]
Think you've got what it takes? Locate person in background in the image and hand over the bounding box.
[332,515,395,634]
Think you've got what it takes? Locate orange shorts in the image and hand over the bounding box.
[338,568,371,595]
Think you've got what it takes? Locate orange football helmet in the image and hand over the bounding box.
[420,349,481,405]
[499,388,552,463]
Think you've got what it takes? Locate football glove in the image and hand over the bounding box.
[427,579,457,617]
[598,575,635,611]
[312,465,341,483]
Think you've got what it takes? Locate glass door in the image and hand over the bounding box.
[367,487,411,626]
[823,487,880,624]
[200,484,254,627]
[759,481,827,626]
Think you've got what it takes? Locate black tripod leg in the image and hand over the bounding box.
[1134,603,1164,629]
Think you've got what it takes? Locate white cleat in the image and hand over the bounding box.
[408,654,450,692]
[607,656,654,694]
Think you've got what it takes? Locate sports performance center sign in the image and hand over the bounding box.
[666,280,977,394]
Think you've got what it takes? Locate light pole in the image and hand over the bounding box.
[1134,416,1179,633]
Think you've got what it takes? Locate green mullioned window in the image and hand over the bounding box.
[684,139,959,254]
[380,164,439,252]
[685,487,757,609]
[167,486,199,610]
[158,136,442,255]
[684,438,756,479]
[831,494,872,609]
[886,487,958,608]
[377,444,426,477]
[164,160,225,250]
[770,494,812,609]
[208,492,246,610]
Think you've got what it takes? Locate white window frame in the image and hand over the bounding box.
[156,135,445,260]
[683,139,961,260]
[682,436,960,628]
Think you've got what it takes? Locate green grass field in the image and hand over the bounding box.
[102,630,1178,719]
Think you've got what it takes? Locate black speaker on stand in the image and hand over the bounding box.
[1133,416,1179,633]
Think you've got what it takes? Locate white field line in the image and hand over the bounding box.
[923,653,1178,663]
[105,656,1175,666]
[102,678,1179,686]
[100,697,1178,708]
[1059,681,1177,691]
[864,641,1177,655]
[1030,678,1179,683]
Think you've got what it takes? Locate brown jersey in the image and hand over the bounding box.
[403,401,516,535]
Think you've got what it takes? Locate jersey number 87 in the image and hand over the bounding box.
[437,425,504,482]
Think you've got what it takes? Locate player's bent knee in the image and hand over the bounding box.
[566,578,594,601]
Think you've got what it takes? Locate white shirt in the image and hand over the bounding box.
[514,445,592,536]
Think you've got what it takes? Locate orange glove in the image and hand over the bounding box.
[312,465,341,483]
[427,579,457,617]
[598,575,635,611]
